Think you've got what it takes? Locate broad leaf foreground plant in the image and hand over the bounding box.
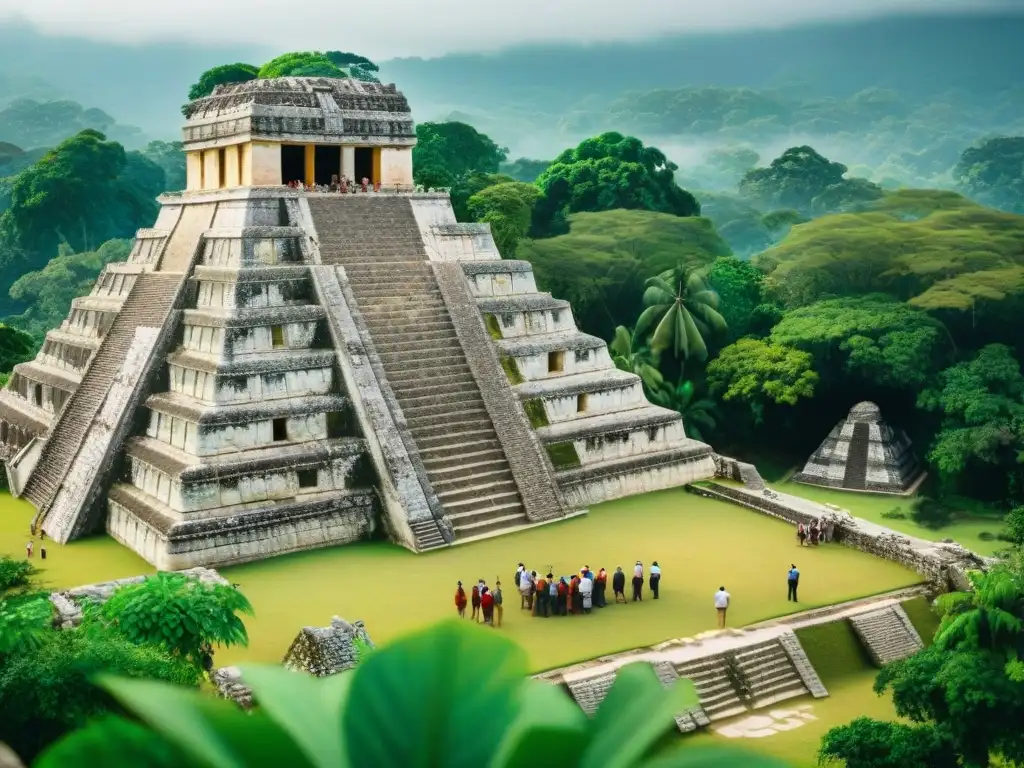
[35,621,786,768]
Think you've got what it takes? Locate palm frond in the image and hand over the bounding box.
[679,308,708,361]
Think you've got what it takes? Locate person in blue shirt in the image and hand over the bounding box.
[787,564,800,602]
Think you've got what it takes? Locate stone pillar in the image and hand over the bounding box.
[372,147,382,185]
[249,142,281,186]
[341,146,355,180]
[224,145,241,188]
[202,149,220,190]
[186,151,203,191]
[239,143,251,186]
[379,148,413,188]
[304,144,315,186]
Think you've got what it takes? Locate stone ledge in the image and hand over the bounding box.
[193,265,311,283]
[557,443,714,484]
[0,390,51,433]
[515,369,639,400]
[108,482,375,540]
[536,405,681,444]
[497,331,606,357]
[183,305,325,328]
[460,259,534,275]
[12,361,81,391]
[166,349,335,376]
[144,392,348,425]
[477,294,570,314]
[124,435,365,481]
[203,226,306,240]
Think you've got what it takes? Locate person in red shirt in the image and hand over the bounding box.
[557,577,569,616]
[534,574,548,617]
[471,584,481,622]
[481,587,495,625]
[455,581,468,618]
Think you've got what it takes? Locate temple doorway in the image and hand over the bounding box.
[354,147,374,183]
[281,145,305,186]
[314,146,341,186]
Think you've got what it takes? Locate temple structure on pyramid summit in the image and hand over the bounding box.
[792,401,925,495]
[0,76,715,569]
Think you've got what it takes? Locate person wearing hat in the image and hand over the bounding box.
[649,561,662,599]
[454,581,468,618]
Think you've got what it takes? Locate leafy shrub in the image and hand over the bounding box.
[881,508,908,520]
[911,498,955,529]
[0,555,39,594]
[97,573,252,668]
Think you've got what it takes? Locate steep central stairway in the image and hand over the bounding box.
[850,605,924,665]
[842,422,870,489]
[23,273,186,538]
[307,197,528,540]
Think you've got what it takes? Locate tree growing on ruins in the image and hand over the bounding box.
[35,621,785,768]
[98,572,253,669]
[635,263,726,363]
[186,63,259,101]
[533,132,700,235]
[467,181,540,257]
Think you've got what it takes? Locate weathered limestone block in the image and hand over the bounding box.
[283,616,375,677]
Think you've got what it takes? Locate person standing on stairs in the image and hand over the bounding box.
[787,565,800,602]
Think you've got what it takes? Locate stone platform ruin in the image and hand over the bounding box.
[0,76,714,569]
[792,401,923,494]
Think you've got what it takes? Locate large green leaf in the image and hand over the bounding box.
[490,680,589,768]
[343,620,528,768]
[241,665,352,768]
[35,715,198,768]
[101,676,314,768]
[581,664,697,768]
[679,309,708,361]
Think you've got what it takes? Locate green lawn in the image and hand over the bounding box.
[779,481,1005,556]
[1,487,923,672]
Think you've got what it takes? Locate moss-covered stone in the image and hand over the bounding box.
[501,355,523,385]
[483,313,503,340]
[523,398,549,428]
[545,441,581,469]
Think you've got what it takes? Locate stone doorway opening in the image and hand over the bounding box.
[315,146,340,186]
[354,147,374,183]
[281,145,305,186]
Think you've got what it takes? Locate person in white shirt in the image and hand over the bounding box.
[578,572,594,613]
[714,586,731,628]
[632,561,644,601]
[649,561,662,599]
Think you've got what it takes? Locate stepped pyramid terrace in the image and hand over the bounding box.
[0,76,715,569]
[792,401,924,495]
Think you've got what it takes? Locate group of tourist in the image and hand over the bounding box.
[454,560,665,626]
[796,517,834,546]
[285,176,381,194]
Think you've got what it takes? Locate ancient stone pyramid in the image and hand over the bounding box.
[0,77,715,569]
[792,401,923,494]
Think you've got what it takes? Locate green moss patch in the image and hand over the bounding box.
[795,619,875,687]
[545,441,581,469]
[523,398,549,428]
[901,596,940,645]
[501,355,524,385]
[484,313,503,340]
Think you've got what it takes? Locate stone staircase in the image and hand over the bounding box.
[732,640,811,708]
[842,422,870,490]
[23,273,185,531]
[850,604,924,665]
[307,197,528,540]
[675,655,747,721]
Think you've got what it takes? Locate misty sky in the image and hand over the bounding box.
[0,0,1013,58]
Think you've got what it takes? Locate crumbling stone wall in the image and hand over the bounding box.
[688,482,988,592]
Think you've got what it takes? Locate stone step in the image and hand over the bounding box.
[392,380,481,405]
[451,511,529,539]
[407,413,492,437]
[371,328,460,346]
[389,369,476,393]
[415,430,498,452]
[401,397,487,420]
[374,338,465,357]
[378,348,467,367]
[443,489,522,513]
[360,303,451,320]
[436,478,518,505]
[351,284,444,300]
[706,703,749,722]
[419,442,504,466]
[387,363,474,386]
[426,459,512,484]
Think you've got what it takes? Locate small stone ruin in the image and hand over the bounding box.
[213,616,374,708]
[793,401,924,494]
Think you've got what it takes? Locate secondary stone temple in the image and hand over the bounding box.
[0,76,715,568]
[792,401,923,495]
